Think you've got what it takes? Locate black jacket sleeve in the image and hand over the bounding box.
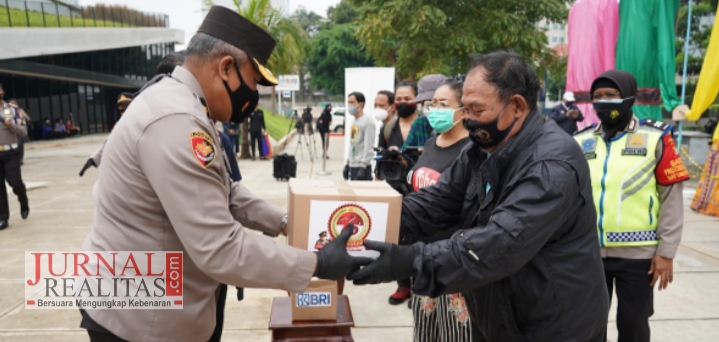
[260,112,266,130]
[573,105,584,123]
[412,160,581,297]
[400,150,471,244]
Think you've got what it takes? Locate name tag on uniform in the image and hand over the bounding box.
[581,138,597,160]
[622,133,648,156]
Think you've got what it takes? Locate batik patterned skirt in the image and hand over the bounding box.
[692,141,719,216]
[412,292,472,342]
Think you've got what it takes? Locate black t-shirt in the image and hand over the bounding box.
[406,136,471,192]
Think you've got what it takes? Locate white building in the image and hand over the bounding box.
[204,0,289,16]
[537,19,568,48]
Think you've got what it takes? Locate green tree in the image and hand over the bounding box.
[308,23,375,95]
[291,6,324,38]
[349,0,571,80]
[204,0,307,158]
[305,0,374,96]
[675,0,717,107]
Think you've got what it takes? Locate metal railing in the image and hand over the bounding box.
[1,0,169,28]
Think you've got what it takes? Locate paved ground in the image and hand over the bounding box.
[0,132,717,341]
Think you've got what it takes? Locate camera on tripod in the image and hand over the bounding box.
[374,147,421,195]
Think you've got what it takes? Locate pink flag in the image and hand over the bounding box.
[566,0,619,129]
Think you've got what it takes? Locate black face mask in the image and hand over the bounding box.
[566,101,574,107]
[593,97,634,129]
[463,101,516,150]
[396,102,417,118]
[223,62,259,123]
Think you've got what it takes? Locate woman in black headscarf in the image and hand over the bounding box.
[590,69,637,140]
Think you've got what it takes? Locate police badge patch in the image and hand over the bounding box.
[622,133,648,156]
[581,138,597,160]
[190,131,216,168]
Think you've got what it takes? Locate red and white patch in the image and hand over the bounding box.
[190,131,216,168]
[655,134,690,185]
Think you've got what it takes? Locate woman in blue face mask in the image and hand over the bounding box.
[403,76,474,342]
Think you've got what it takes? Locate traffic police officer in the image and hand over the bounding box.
[78,92,132,176]
[0,83,29,230]
[79,7,364,341]
[574,70,689,342]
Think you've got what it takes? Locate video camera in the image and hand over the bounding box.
[374,147,422,196]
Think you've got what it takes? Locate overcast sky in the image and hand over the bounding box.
[79,0,340,49]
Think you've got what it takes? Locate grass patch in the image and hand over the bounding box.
[261,108,294,142]
[0,6,127,27]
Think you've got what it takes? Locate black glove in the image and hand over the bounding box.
[357,167,368,180]
[342,164,350,180]
[236,287,244,301]
[79,158,96,177]
[314,224,373,280]
[347,240,419,285]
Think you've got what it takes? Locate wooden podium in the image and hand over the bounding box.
[268,295,355,342]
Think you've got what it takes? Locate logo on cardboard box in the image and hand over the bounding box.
[328,204,371,248]
[296,292,332,307]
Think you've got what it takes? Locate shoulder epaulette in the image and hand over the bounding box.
[640,119,673,135]
[574,124,597,136]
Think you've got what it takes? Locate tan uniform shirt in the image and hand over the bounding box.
[593,117,684,260]
[0,101,27,145]
[83,67,316,342]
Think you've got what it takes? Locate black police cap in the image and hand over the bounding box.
[198,6,278,86]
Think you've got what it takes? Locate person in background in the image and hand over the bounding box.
[347,50,609,341]
[65,119,81,136]
[317,104,332,159]
[54,118,68,138]
[403,75,449,149]
[575,70,689,342]
[223,121,240,157]
[41,118,53,139]
[249,107,266,160]
[346,91,375,180]
[7,99,30,162]
[551,91,584,135]
[374,90,396,146]
[0,83,29,230]
[302,106,314,135]
[156,50,187,75]
[379,81,419,151]
[405,75,473,341]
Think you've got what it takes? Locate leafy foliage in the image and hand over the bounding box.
[307,23,375,95]
[297,0,374,96]
[348,0,571,80]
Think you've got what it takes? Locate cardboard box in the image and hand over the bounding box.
[291,279,338,321]
[287,179,402,258]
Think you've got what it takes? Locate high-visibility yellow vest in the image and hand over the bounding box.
[574,120,666,247]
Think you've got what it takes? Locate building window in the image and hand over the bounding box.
[560,38,565,43]
[552,37,558,43]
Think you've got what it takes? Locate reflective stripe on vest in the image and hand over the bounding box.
[574,128,661,247]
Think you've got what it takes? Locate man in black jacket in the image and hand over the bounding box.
[249,108,265,160]
[348,51,609,341]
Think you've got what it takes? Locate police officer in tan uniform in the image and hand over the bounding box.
[0,83,29,230]
[79,7,366,341]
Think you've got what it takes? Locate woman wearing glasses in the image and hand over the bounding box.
[403,76,474,342]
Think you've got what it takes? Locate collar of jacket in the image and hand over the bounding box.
[467,108,544,199]
[171,66,207,102]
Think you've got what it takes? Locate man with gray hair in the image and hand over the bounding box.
[348,50,609,341]
[79,7,364,341]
